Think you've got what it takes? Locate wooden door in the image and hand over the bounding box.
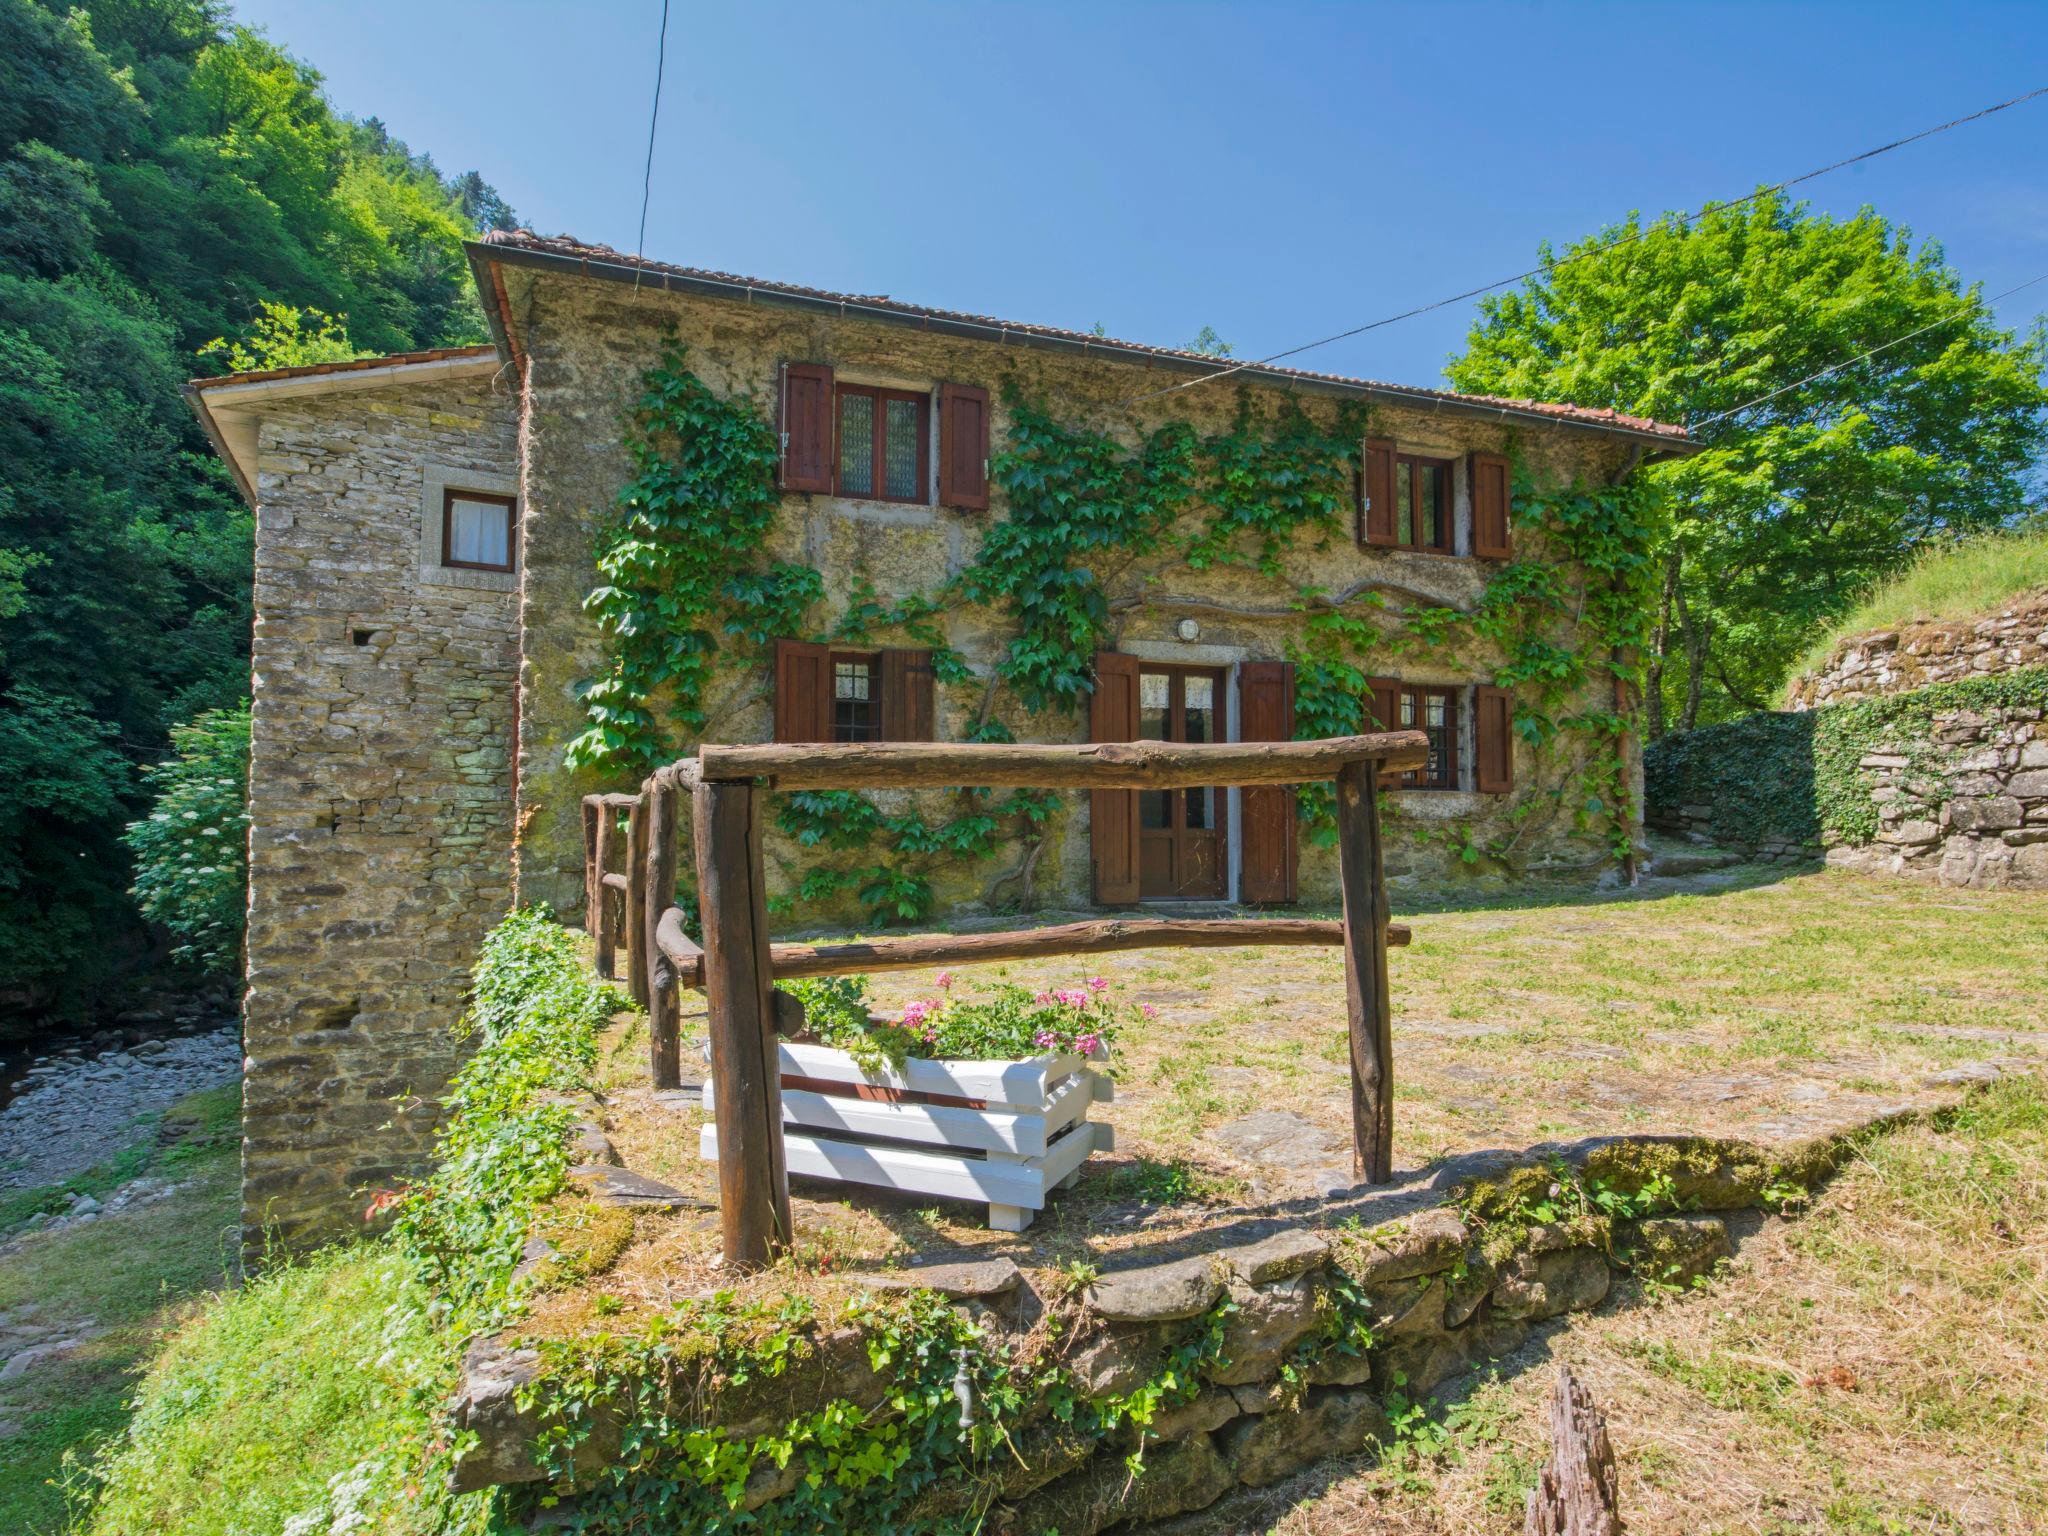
[1136,665,1227,900]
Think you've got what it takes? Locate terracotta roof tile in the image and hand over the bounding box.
[476,230,1690,443]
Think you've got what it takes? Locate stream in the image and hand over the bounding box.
[0,1003,241,1191]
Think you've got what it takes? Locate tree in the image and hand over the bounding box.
[1447,190,2048,731]
[123,700,250,975]
[0,0,517,1015]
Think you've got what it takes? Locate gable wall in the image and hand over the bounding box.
[240,371,521,1250]
[507,271,1644,923]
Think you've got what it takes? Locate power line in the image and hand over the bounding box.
[1692,269,2048,431]
[1125,83,2048,406]
[631,0,672,295]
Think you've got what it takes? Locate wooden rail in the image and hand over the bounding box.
[579,792,642,986]
[691,730,1427,791]
[595,732,1420,1268]
[655,913,1408,988]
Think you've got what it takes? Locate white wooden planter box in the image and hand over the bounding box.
[700,1040,1113,1231]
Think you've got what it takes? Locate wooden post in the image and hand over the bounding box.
[693,779,791,1266]
[623,794,649,1009]
[1525,1366,1622,1536]
[580,797,602,942]
[591,808,616,979]
[1336,758,1394,1183]
[643,774,683,1091]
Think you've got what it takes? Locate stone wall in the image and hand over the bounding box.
[1787,591,2048,709]
[240,372,521,1249]
[1826,697,2048,890]
[451,1134,1758,1531]
[506,267,1647,923]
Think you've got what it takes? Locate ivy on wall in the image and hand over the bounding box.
[1645,664,2048,850]
[569,342,1660,919]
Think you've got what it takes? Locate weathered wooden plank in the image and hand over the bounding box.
[767,1039,1068,1109]
[580,797,603,942]
[692,730,1428,790]
[657,916,1409,988]
[693,779,790,1266]
[700,1118,1108,1211]
[1525,1365,1622,1536]
[589,802,616,980]
[1336,759,1395,1184]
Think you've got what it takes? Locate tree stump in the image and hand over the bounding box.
[1525,1365,1622,1536]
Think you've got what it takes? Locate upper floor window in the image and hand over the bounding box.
[837,384,928,503]
[1391,454,1452,553]
[442,489,516,573]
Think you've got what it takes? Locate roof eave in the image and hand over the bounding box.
[464,238,1696,457]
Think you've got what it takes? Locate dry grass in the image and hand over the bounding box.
[1256,1073,2048,1536]
[578,868,2047,1307]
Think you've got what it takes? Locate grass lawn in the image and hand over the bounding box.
[0,1085,239,1534]
[587,867,2048,1291]
[1265,1072,2048,1535]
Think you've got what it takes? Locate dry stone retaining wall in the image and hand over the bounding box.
[1788,592,2048,709]
[239,373,521,1250]
[1828,698,2048,890]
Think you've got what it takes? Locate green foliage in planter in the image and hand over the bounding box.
[121,700,250,974]
[1643,665,2048,851]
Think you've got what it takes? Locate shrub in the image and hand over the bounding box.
[122,702,250,974]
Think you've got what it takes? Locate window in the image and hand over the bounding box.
[442,489,516,573]
[1396,685,1459,790]
[831,653,880,742]
[1392,454,1452,552]
[836,385,928,503]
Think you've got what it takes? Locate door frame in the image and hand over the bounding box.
[1133,659,1232,903]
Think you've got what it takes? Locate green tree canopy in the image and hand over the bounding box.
[0,0,515,1015]
[1446,189,2048,730]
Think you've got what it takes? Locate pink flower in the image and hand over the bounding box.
[1085,976,1110,993]
[936,971,955,990]
[1078,1033,1102,1056]
[1034,990,1054,1006]
[901,998,940,1029]
[1057,988,1089,1009]
[1140,1003,1158,1019]
[1032,1029,1058,1048]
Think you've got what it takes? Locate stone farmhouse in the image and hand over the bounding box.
[187,231,1691,1247]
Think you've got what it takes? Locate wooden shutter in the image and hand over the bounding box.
[1364,676,1401,732]
[878,648,935,741]
[937,383,990,511]
[778,363,834,493]
[1470,451,1512,560]
[1089,652,1142,906]
[773,639,832,743]
[1238,661,1298,905]
[1476,685,1514,793]
[1361,438,1397,547]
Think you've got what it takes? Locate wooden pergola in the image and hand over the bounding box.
[586,729,1427,1268]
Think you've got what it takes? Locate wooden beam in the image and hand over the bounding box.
[693,779,790,1267]
[1525,1366,1622,1536]
[590,803,616,980]
[1336,759,1394,1184]
[643,775,683,1091]
[622,794,649,1009]
[580,797,602,943]
[656,915,1409,988]
[691,730,1429,791]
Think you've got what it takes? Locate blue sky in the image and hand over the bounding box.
[234,0,2048,390]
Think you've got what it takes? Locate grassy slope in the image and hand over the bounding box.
[1789,528,2048,686]
[1277,1073,2048,1535]
[0,1086,239,1534]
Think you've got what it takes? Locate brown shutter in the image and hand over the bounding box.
[1470,451,1512,560]
[1476,685,1514,793]
[878,648,935,741]
[1364,676,1401,731]
[778,363,834,493]
[1361,438,1397,547]
[773,639,832,743]
[937,382,991,511]
[1089,652,1142,906]
[1238,661,1298,905]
